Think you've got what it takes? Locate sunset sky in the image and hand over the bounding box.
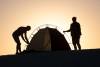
[0,0,100,55]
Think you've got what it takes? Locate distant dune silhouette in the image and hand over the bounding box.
[0,49,100,67]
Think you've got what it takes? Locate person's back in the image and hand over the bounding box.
[70,22,81,37]
[13,27,28,36]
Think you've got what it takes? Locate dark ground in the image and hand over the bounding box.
[0,49,100,67]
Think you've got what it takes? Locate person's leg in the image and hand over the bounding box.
[12,34,21,54]
[16,37,21,53]
[76,36,81,50]
[72,37,77,50]
[17,44,21,53]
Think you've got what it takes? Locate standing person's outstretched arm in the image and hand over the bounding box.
[63,24,72,33]
[63,29,70,32]
[63,29,71,32]
[63,25,71,32]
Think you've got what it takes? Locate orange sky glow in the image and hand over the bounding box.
[0,0,100,55]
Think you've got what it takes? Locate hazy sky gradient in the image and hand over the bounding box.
[0,0,100,55]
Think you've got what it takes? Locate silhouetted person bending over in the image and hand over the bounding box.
[12,26,31,54]
[63,17,82,50]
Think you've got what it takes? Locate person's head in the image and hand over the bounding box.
[26,26,31,31]
[72,17,77,22]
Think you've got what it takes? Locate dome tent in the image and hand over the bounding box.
[26,25,71,51]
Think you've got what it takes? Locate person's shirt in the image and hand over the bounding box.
[13,27,27,36]
[70,22,81,36]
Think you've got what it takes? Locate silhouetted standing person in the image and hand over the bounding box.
[63,17,82,50]
[12,26,31,54]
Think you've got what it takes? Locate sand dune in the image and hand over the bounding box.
[0,49,100,67]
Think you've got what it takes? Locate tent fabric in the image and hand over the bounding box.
[26,27,71,51]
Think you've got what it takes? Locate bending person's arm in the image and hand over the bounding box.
[21,34,26,43]
[24,32,30,44]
